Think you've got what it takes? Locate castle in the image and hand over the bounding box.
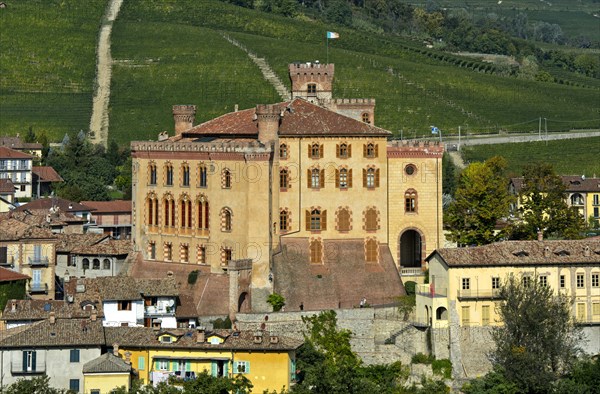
[131,63,444,314]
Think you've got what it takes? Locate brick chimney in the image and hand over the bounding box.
[10,300,16,312]
[113,343,119,356]
[173,105,196,135]
[537,229,543,241]
[90,309,97,321]
[255,104,280,145]
[49,311,55,325]
[196,329,205,344]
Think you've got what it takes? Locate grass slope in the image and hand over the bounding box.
[462,137,600,177]
[0,0,106,140]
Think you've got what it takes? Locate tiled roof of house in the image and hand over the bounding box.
[71,239,132,256]
[0,267,30,282]
[83,352,132,374]
[175,294,198,318]
[14,197,95,213]
[72,276,179,301]
[430,240,600,267]
[1,299,101,321]
[181,98,391,138]
[511,176,600,193]
[0,137,42,151]
[0,318,105,348]
[3,209,86,228]
[55,233,108,253]
[105,327,303,351]
[0,178,15,194]
[80,200,132,213]
[32,166,64,182]
[0,217,54,241]
[0,146,33,159]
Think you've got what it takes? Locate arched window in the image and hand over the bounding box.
[222,208,232,232]
[181,163,190,187]
[149,163,157,185]
[163,195,175,227]
[362,113,370,124]
[92,258,100,270]
[181,244,189,263]
[306,209,327,231]
[164,243,172,261]
[196,195,209,231]
[82,258,90,270]
[336,168,352,189]
[307,83,317,96]
[337,207,351,232]
[280,168,289,189]
[571,193,584,206]
[365,238,378,263]
[199,163,208,187]
[197,245,206,265]
[280,144,288,159]
[280,209,290,232]
[146,194,158,226]
[310,238,323,264]
[311,168,320,189]
[222,169,231,189]
[103,258,111,270]
[337,143,350,158]
[165,163,174,186]
[180,196,192,228]
[405,189,417,213]
[363,168,379,188]
[365,208,378,231]
[310,143,322,159]
[364,143,378,158]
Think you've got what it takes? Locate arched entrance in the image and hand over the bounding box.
[237,292,250,313]
[399,229,424,268]
[436,307,448,321]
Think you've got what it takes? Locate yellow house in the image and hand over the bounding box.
[416,240,600,328]
[83,352,132,394]
[107,327,303,393]
[130,62,444,313]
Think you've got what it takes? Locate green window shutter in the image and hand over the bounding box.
[186,361,191,372]
[171,360,177,371]
[245,361,250,374]
[155,360,160,370]
[138,357,145,370]
[31,351,36,372]
[224,361,229,376]
[22,351,27,372]
[211,362,217,377]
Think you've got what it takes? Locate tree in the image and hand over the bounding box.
[267,293,286,311]
[3,376,67,394]
[445,156,513,246]
[490,275,581,393]
[509,163,586,240]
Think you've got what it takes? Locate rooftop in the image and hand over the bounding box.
[0,146,33,159]
[0,136,42,151]
[14,197,95,213]
[0,318,105,348]
[83,352,132,374]
[32,166,64,183]
[0,267,30,282]
[1,299,101,322]
[80,200,132,214]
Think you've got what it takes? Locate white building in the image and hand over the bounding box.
[0,146,33,200]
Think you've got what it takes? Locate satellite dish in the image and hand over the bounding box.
[168,299,175,307]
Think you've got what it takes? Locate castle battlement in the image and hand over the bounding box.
[387,140,445,158]
[289,62,334,74]
[131,140,272,154]
[328,98,376,106]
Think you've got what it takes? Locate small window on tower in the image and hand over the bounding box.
[362,113,370,124]
[307,83,317,96]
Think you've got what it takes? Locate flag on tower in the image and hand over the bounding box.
[327,31,339,39]
[431,126,439,134]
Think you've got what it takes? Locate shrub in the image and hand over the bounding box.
[212,316,232,329]
[187,270,199,285]
[432,359,452,379]
[267,293,286,312]
[412,353,434,364]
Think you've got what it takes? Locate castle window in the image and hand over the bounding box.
[337,143,351,159]
[146,194,158,226]
[362,113,370,124]
[310,143,323,159]
[309,239,323,264]
[307,83,317,96]
[149,163,157,185]
[180,197,192,228]
[221,208,232,232]
[306,209,327,231]
[280,169,289,189]
[365,208,378,231]
[93,259,100,270]
[364,143,378,158]
[163,196,175,227]
[181,244,189,263]
[570,193,584,206]
[222,247,233,266]
[222,169,232,189]
[182,164,190,187]
[199,164,208,188]
[164,243,172,261]
[103,259,111,270]
[198,245,206,264]
[148,242,156,260]
[405,189,417,213]
[82,258,90,270]
[196,196,209,231]
[363,168,379,188]
[405,164,416,176]
[308,168,325,189]
[336,207,351,232]
[165,163,174,186]
[335,168,352,189]
[365,238,378,263]
[280,144,288,159]
[280,209,290,232]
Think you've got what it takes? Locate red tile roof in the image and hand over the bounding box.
[511,176,600,193]
[0,179,15,194]
[0,146,33,159]
[80,200,132,213]
[0,137,42,151]
[14,197,95,212]
[0,267,30,282]
[182,98,391,138]
[32,166,64,182]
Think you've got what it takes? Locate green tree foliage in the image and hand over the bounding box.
[441,152,457,197]
[509,163,586,240]
[490,276,581,393]
[445,156,513,246]
[0,280,27,312]
[3,376,68,394]
[267,293,286,311]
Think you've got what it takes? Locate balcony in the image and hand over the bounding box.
[145,305,175,317]
[11,362,46,374]
[400,267,425,277]
[416,284,447,298]
[29,283,48,294]
[28,256,49,267]
[457,288,502,300]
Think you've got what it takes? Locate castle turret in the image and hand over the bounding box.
[289,62,334,103]
[173,105,196,135]
[255,104,280,144]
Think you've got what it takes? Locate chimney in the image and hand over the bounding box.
[173,105,196,135]
[49,311,56,324]
[537,229,543,241]
[583,245,591,257]
[124,351,132,365]
[269,335,279,344]
[196,329,205,343]
[113,343,119,357]
[90,309,97,321]
[543,246,551,258]
[255,104,280,145]
[10,300,16,312]
[253,331,263,344]
[234,104,239,112]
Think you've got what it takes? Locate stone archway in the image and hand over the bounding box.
[398,228,425,269]
[238,292,250,313]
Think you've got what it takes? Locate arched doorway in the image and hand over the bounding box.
[436,307,448,321]
[237,292,250,313]
[399,229,423,268]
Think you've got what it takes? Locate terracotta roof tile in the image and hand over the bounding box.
[183,98,390,138]
[0,146,33,159]
[0,137,42,151]
[1,299,101,321]
[72,276,179,301]
[431,240,600,267]
[55,233,108,253]
[0,179,15,193]
[14,197,95,213]
[0,217,54,240]
[0,267,30,282]
[511,176,600,193]
[0,319,105,348]
[83,352,132,374]
[71,239,132,256]
[80,200,132,213]
[32,166,64,182]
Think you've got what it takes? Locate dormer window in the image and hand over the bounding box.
[161,336,172,343]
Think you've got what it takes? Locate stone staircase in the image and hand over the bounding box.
[384,324,414,345]
[220,33,291,101]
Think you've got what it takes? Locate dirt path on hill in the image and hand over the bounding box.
[88,0,124,148]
